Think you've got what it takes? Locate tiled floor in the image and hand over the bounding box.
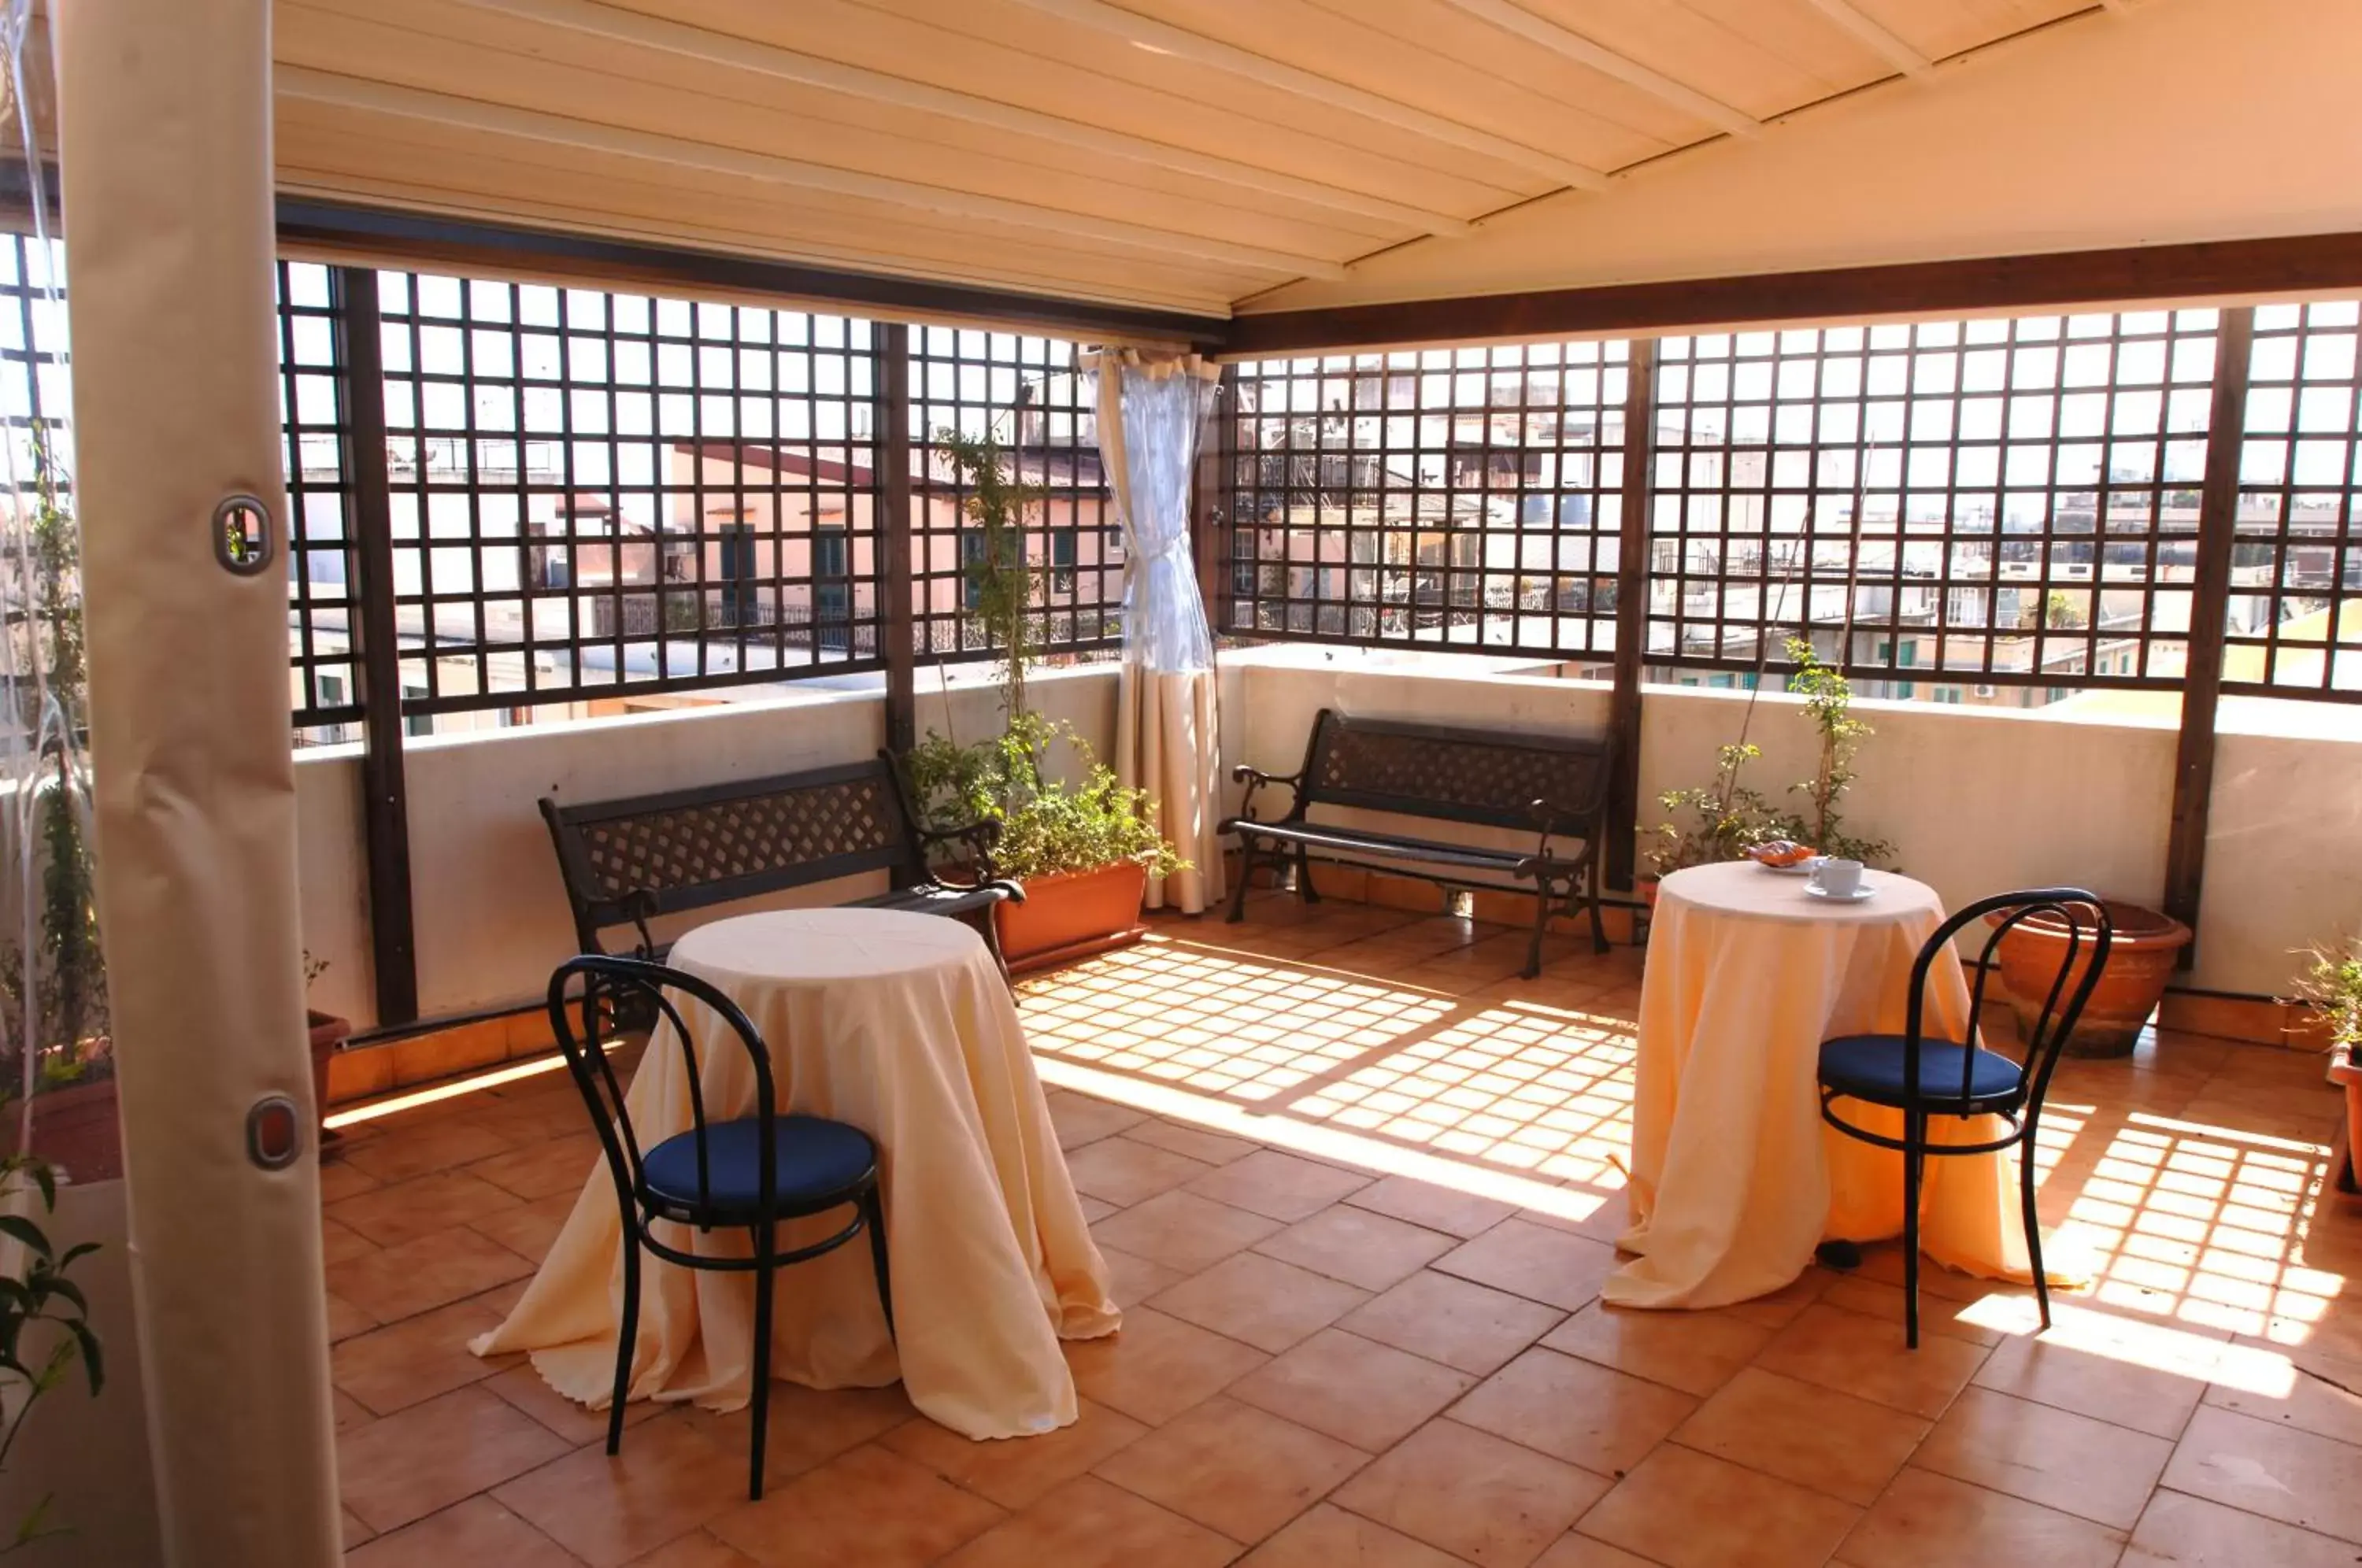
[323,889,2362,1566]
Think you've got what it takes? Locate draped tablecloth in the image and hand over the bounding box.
[1609,861,2077,1310]
[472,908,1120,1439]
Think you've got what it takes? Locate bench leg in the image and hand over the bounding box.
[1294,845,1320,904]
[1523,884,1550,981]
[1226,842,1260,923]
[1586,869,1609,956]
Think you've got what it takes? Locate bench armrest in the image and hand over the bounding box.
[917,816,1004,880]
[1519,798,1603,884]
[1231,764,1303,823]
[620,886,662,960]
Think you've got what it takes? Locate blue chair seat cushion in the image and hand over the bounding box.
[639,1115,877,1214]
[1818,1034,2025,1108]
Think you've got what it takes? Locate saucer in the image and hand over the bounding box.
[1804,881,1876,902]
[1755,856,1827,876]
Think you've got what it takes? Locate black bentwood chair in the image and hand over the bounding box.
[550,955,892,1501]
[1816,889,2112,1348]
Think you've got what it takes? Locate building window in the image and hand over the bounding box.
[1051,528,1078,596]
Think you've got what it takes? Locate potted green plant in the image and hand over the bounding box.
[0,1126,106,1553]
[1646,740,1788,899]
[899,431,1187,971]
[2295,937,2362,1189]
[304,954,350,1148]
[1782,637,1893,866]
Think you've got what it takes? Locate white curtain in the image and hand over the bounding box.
[1083,350,1224,913]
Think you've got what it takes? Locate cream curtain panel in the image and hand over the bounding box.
[1083,350,1224,914]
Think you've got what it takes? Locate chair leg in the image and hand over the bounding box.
[609,1227,642,1456]
[748,1226,776,1502]
[1901,1111,1925,1350]
[1225,845,1259,923]
[2019,1133,2052,1333]
[1586,871,1609,956]
[862,1185,895,1342]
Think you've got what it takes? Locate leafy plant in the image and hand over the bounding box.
[1647,741,1787,876]
[905,714,1184,882]
[936,429,1046,723]
[2291,936,2362,1050]
[0,1135,103,1555]
[1782,636,1893,866]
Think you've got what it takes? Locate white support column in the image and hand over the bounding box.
[52,0,342,1562]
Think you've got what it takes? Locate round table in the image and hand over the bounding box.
[1606,861,2070,1309]
[475,908,1119,1439]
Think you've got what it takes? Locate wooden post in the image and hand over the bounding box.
[1605,338,1657,892]
[332,265,419,1026]
[875,322,916,758]
[2163,305,2255,967]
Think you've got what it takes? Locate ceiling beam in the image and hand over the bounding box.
[1794,0,1934,80]
[1432,0,1759,139]
[276,66,1349,279]
[995,0,1609,190]
[458,0,1473,237]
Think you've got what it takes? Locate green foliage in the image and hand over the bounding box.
[0,1132,104,1555]
[2293,936,2362,1049]
[1783,637,1893,866]
[1648,742,1787,875]
[904,713,1185,882]
[936,429,1046,722]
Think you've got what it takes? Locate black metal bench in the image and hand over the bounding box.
[1219,709,1615,978]
[539,753,1020,977]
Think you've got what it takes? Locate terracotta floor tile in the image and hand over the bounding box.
[334,1389,376,1432]
[2119,1487,2362,1566]
[472,1192,585,1265]
[624,1534,763,1567]
[1097,1243,1192,1308]
[1235,1502,1464,1567]
[322,1215,379,1266]
[1449,1347,1696,1477]
[1343,1174,1518,1239]
[1713,1268,1833,1331]
[342,1507,376,1553]
[495,1416,752,1568]
[345,1117,525,1185]
[468,1133,603,1202]
[668,1381,917,1491]
[881,1398,1147,1510]
[328,1226,538,1325]
[1095,1395,1371,1544]
[1127,1118,1261,1167]
[2162,1403,2362,1542]
[1064,1305,1270,1426]
[1816,1274,2038,1347]
[1913,1385,2171,1529]
[333,1297,512,1415]
[1229,1329,1476,1449]
[487,1363,665,1447]
[1971,1306,2221,1438]
[1253,1204,1457,1292]
[1671,1366,1930,1507]
[938,1474,1238,1568]
[345,1495,582,1567]
[1539,1302,1772,1398]
[1045,1090,1150,1151]
[1333,1418,1609,1568]
[1835,1466,2125,1568]
[2206,1338,2362,1447]
[1434,1219,1620,1312]
[1753,1303,1989,1419]
[1093,1190,1288,1272]
[330,1169,525,1248]
[705,1442,1004,1567]
[1186,1150,1375,1222]
[319,1156,385,1204]
[339,1386,572,1535]
[1342,1270,1566,1376]
[1527,1534,1660,1568]
[1578,1443,1860,1568]
[1151,1250,1372,1353]
[1067,1136,1220,1207]
[326,1289,379,1342]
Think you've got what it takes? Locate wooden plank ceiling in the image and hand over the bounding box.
[274,0,2107,320]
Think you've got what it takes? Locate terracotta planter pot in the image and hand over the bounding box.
[1638,876,1660,911]
[994,860,1150,974]
[309,1009,352,1149]
[9,1075,123,1185]
[2329,1041,2362,1193]
[1987,900,2192,1059]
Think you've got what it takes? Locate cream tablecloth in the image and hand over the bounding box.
[1609,861,2073,1309]
[472,908,1119,1439]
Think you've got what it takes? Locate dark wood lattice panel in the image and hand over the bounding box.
[1313,723,1609,822]
[577,776,901,900]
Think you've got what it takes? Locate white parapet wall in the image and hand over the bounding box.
[1220,647,2353,1000]
[294,664,1120,1030]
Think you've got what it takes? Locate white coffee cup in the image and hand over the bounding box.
[1814,858,1864,897]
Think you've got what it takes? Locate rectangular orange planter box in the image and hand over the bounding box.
[994,860,1150,975]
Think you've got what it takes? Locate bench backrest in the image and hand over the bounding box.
[1295,709,1614,834]
[540,756,922,952]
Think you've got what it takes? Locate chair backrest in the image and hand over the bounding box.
[1903,888,2113,1112]
[1294,708,1616,833]
[540,759,922,955]
[547,955,780,1219]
